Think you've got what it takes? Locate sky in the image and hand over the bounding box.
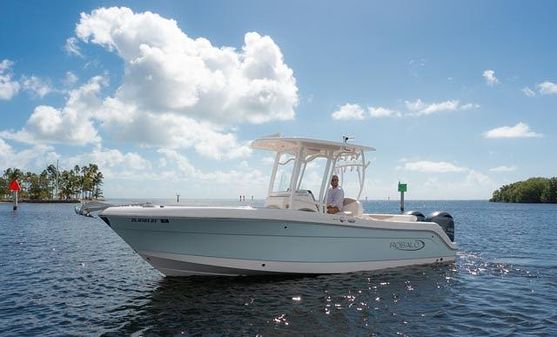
[1,1,556,200]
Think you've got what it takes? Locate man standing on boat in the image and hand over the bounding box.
[326,175,344,214]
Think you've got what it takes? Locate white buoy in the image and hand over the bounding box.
[13,190,18,211]
[10,179,21,211]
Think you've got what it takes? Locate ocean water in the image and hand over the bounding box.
[1,200,556,336]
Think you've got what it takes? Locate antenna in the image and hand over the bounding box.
[342,135,354,143]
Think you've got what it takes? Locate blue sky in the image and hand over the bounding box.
[1,1,556,199]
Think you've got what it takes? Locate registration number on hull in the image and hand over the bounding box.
[131,218,169,223]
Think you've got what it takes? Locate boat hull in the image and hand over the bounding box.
[138,251,454,276]
[100,206,457,276]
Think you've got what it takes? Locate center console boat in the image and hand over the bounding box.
[77,135,457,276]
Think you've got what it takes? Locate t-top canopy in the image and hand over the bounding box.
[251,136,375,156]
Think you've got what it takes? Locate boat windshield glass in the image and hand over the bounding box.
[298,157,328,196]
[272,153,296,192]
[335,166,363,198]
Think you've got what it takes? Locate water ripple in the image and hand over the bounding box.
[1,201,557,336]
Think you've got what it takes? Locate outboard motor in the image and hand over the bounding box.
[426,211,455,242]
[404,210,425,222]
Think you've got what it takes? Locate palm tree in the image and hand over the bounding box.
[1,164,104,201]
[59,170,75,200]
[46,164,59,199]
[92,171,104,199]
[3,168,23,181]
[28,170,51,200]
[80,164,99,200]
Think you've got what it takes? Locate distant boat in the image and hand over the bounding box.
[77,136,457,276]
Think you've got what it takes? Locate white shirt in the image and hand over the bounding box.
[326,187,344,210]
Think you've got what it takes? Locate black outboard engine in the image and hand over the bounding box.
[426,211,455,242]
[404,210,426,222]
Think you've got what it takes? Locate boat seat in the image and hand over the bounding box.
[265,190,319,211]
[343,198,363,217]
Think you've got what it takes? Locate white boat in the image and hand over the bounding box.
[79,136,457,276]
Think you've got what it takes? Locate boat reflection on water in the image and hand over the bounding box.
[106,264,457,336]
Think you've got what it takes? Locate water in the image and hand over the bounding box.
[1,200,556,336]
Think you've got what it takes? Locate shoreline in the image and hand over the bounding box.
[0,199,84,204]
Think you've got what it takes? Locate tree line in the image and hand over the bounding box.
[0,163,104,201]
[490,177,557,203]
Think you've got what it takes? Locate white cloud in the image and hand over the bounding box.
[0,138,59,171]
[0,142,265,198]
[538,81,557,95]
[197,166,267,187]
[332,99,477,120]
[21,75,54,98]
[1,76,105,145]
[156,149,266,184]
[402,160,467,173]
[0,138,10,154]
[0,60,12,72]
[369,106,401,118]
[370,172,496,200]
[157,149,197,175]
[69,148,231,198]
[66,147,152,179]
[75,7,297,125]
[408,58,427,78]
[64,37,82,56]
[489,165,517,172]
[30,6,297,160]
[4,7,282,160]
[100,111,252,160]
[63,72,79,87]
[404,99,478,116]
[484,122,543,138]
[331,103,365,120]
[387,159,497,199]
[464,169,491,186]
[460,103,480,110]
[262,156,276,164]
[522,87,536,97]
[0,59,21,100]
[483,69,499,86]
